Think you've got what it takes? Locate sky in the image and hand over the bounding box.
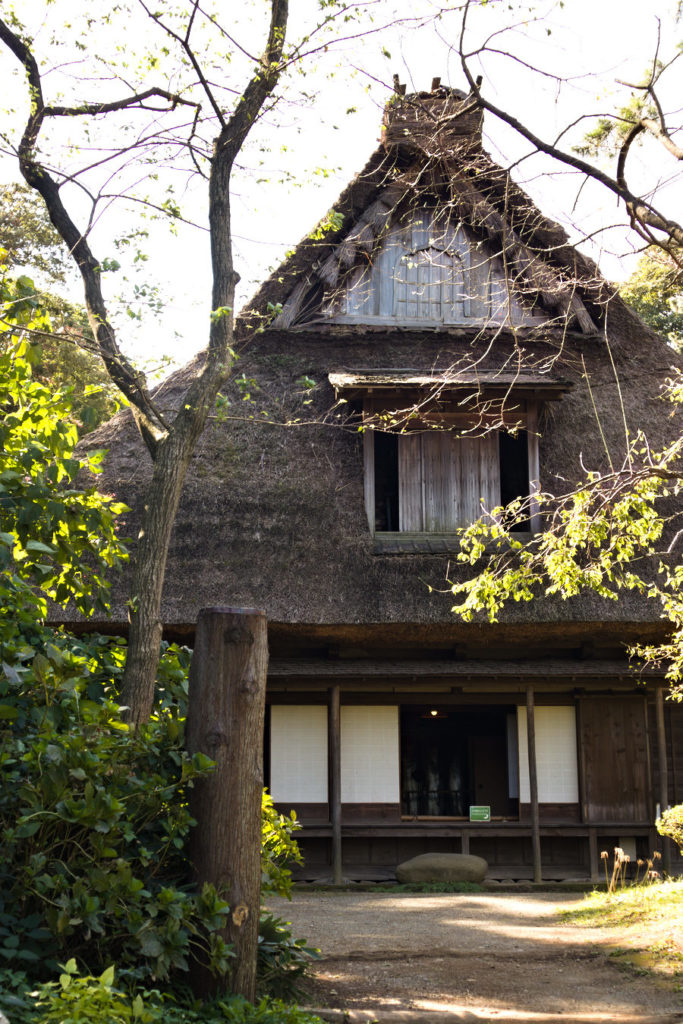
[1,0,681,371]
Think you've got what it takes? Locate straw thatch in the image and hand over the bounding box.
[74,84,683,648]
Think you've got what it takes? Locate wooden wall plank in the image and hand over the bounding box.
[578,697,651,822]
[480,432,501,518]
[459,436,479,526]
[398,433,423,531]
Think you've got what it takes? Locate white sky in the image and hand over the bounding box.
[1,0,681,371]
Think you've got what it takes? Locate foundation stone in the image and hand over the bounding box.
[396,852,488,884]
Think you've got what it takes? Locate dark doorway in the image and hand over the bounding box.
[400,706,518,818]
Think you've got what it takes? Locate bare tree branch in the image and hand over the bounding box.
[0,17,171,450]
[457,0,683,263]
[44,88,198,118]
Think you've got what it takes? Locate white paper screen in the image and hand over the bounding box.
[517,705,578,803]
[340,706,400,802]
[269,705,327,802]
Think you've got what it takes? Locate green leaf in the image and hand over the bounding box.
[25,540,57,555]
[99,964,115,987]
[14,820,41,838]
[138,932,163,957]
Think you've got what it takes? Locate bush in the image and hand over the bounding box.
[6,960,326,1024]
[256,915,320,1000]
[657,803,683,851]
[0,631,304,1003]
[0,338,310,1015]
[0,634,234,986]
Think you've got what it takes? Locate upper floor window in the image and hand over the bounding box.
[373,428,532,535]
[393,246,469,322]
[330,371,572,553]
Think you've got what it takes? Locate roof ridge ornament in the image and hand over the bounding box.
[383,76,484,159]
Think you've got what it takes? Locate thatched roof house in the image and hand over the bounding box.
[86,81,683,881]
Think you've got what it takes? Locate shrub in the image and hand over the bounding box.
[256,915,320,1000]
[0,337,309,1013]
[5,962,326,1024]
[657,803,683,852]
[31,960,155,1024]
[0,634,233,986]
[0,632,304,1001]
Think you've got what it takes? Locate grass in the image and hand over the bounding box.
[561,878,683,929]
[561,879,683,980]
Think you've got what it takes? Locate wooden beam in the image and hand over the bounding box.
[328,684,343,885]
[363,421,375,535]
[526,403,542,534]
[526,686,543,883]
[187,607,268,1001]
[655,686,672,874]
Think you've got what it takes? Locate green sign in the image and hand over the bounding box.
[469,805,491,822]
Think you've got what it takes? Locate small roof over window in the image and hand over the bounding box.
[329,369,572,403]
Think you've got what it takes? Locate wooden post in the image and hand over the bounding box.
[526,687,542,883]
[328,683,343,885]
[186,607,268,1001]
[588,827,599,884]
[655,686,672,874]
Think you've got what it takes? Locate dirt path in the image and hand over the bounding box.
[266,891,683,1023]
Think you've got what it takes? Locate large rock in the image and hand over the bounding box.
[396,852,488,884]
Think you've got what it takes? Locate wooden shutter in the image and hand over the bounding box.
[398,433,424,530]
[577,696,651,822]
[399,432,500,531]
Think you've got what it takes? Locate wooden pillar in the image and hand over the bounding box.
[526,687,542,883]
[328,684,343,885]
[655,686,672,874]
[588,827,599,884]
[186,607,268,1001]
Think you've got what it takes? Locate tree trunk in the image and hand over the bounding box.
[186,607,268,1001]
[120,413,225,724]
[1,5,289,726]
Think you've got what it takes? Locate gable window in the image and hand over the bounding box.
[392,240,470,323]
[328,206,547,328]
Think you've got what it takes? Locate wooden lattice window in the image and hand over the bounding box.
[392,247,469,323]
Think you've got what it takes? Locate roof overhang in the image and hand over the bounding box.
[329,370,573,404]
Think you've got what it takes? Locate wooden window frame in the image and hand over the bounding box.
[364,399,542,543]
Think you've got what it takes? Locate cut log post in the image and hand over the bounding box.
[186,606,268,1001]
[526,686,542,883]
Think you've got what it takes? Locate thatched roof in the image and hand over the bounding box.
[76,82,683,647]
[242,84,604,337]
